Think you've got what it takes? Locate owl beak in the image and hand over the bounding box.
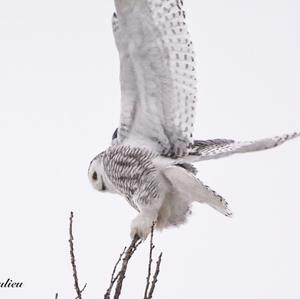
[102,181,107,191]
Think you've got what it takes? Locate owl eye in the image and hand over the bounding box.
[92,171,98,181]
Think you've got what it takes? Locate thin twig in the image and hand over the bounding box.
[147,252,163,299]
[113,235,142,299]
[76,283,87,299]
[144,224,155,299]
[69,211,86,299]
[104,247,127,299]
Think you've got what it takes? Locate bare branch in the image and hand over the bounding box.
[69,211,87,299]
[147,252,163,299]
[144,224,155,299]
[143,224,163,299]
[113,235,142,299]
[66,212,162,299]
[55,293,58,299]
[104,247,127,299]
[76,283,87,299]
[81,283,87,293]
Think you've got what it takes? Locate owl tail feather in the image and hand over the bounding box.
[163,166,232,217]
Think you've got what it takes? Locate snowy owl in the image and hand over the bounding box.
[88,0,299,240]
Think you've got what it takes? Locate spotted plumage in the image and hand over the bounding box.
[103,146,158,209]
[88,0,299,239]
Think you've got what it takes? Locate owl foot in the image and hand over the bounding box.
[130,214,156,240]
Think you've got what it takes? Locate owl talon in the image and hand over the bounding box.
[130,214,155,240]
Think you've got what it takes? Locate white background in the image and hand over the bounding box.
[0,0,299,298]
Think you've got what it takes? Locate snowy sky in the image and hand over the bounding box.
[0,0,300,298]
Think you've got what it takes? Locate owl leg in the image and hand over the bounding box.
[130,202,161,240]
[130,212,156,240]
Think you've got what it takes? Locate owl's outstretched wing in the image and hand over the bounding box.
[180,132,300,162]
[112,0,197,157]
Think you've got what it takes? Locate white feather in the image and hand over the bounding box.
[113,0,197,156]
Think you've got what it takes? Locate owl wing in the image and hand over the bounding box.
[112,0,197,157]
[180,132,300,162]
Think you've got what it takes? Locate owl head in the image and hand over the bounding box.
[88,128,118,192]
[88,152,107,192]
